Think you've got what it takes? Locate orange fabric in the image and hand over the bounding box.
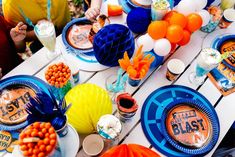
[2,0,71,30]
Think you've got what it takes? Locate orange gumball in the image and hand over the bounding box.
[147,21,168,40]
[166,24,184,43]
[186,13,203,32]
[177,30,191,46]
[169,13,187,28]
[163,10,178,22]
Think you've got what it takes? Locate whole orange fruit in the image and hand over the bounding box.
[169,13,187,28]
[147,21,168,40]
[186,13,203,32]
[177,30,191,46]
[166,24,184,43]
[163,10,178,22]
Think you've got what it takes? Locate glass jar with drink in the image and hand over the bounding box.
[189,48,221,85]
[34,20,57,59]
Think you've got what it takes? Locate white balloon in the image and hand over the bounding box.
[176,0,197,15]
[136,34,155,52]
[198,10,211,26]
[195,0,208,11]
[154,38,171,56]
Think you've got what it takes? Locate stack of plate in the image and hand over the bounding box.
[141,85,220,156]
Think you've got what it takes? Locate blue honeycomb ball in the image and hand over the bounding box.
[93,24,135,67]
[127,7,151,34]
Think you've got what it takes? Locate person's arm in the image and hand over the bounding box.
[10,22,27,52]
[85,0,102,22]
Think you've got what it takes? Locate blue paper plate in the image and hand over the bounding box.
[62,18,94,55]
[0,75,55,131]
[161,99,220,155]
[212,34,235,71]
[141,85,219,157]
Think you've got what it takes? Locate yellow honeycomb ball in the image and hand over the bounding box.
[65,83,112,134]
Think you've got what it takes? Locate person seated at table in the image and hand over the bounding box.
[2,0,71,52]
[84,0,102,22]
[0,16,27,76]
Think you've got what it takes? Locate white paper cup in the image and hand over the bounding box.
[166,59,185,81]
[219,8,235,28]
[83,134,104,156]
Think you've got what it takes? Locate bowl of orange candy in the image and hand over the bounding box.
[45,62,72,101]
[18,122,62,157]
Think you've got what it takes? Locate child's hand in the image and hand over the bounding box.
[10,22,27,42]
[85,7,100,22]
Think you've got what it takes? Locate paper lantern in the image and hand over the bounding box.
[101,144,160,157]
[93,24,135,67]
[136,34,155,52]
[127,7,151,34]
[198,10,211,27]
[65,83,112,134]
[154,39,171,56]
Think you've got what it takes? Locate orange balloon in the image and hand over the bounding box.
[186,13,203,33]
[170,43,177,53]
[163,10,178,22]
[166,24,184,43]
[147,21,168,40]
[177,30,191,46]
[169,13,187,28]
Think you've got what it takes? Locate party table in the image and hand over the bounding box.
[2,0,235,156]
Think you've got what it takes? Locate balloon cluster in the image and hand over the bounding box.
[176,0,210,27]
[136,0,210,56]
[137,11,202,56]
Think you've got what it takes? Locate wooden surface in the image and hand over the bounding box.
[2,0,235,157]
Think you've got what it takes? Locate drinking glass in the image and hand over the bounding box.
[189,48,221,85]
[105,75,126,103]
[34,20,57,59]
